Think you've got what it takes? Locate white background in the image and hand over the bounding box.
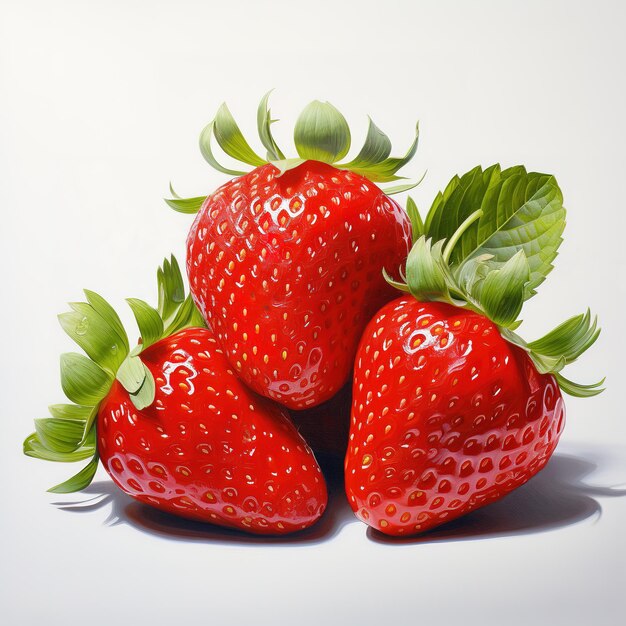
[1,1,625,624]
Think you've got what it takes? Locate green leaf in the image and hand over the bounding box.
[199,119,248,176]
[126,298,164,348]
[294,100,351,163]
[157,256,185,322]
[382,268,410,293]
[81,405,99,441]
[500,313,604,397]
[424,165,566,298]
[116,354,146,395]
[58,300,128,374]
[405,196,424,243]
[47,453,99,493]
[381,175,425,195]
[60,352,113,406]
[341,117,391,169]
[405,237,449,301]
[164,294,206,335]
[34,418,86,453]
[83,290,129,355]
[455,253,494,294]
[554,373,605,398]
[473,251,530,327]
[164,195,207,214]
[48,404,92,421]
[129,364,156,410]
[348,122,420,183]
[257,90,285,161]
[23,428,96,463]
[213,102,266,168]
[527,310,601,366]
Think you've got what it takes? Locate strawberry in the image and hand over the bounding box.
[168,94,420,409]
[344,166,604,536]
[24,257,327,534]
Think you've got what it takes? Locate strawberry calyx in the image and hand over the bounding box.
[386,170,604,398]
[23,256,206,493]
[165,91,422,214]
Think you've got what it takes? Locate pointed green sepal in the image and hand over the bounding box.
[60,353,113,406]
[257,90,285,161]
[116,354,147,395]
[527,309,600,366]
[213,102,266,168]
[380,174,425,196]
[405,196,424,243]
[199,119,249,176]
[164,294,207,335]
[157,255,185,323]
[126,298,164,349]
[58,301,128,375]
[48,404,92,421]
[165,195,207,214]
[382,267,410,293]
[294,100,351,164]
[474,250,530,327]
[341,117,391,170]
[346,122,420,183]
[34,418,86,453]
[47,453,99,493]
[23,427,96,463]
[129,364,156,410]
[405,237,450,301]
[554,373,605,398]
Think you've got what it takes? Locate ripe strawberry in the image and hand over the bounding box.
[346,299,566,535]
[24,257,327,534]
[345,169,603,536]
[169,94,420,409]
[100,327,327,533]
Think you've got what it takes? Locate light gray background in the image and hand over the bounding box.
[1,1,625,624]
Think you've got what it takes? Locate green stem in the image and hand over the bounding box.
[442,209,483,264]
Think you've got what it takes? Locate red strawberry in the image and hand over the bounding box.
[346,299,565,535]
[24,257,327,535]
[100,327,326,533]
[345,175,603,536]
[169,95,419,409]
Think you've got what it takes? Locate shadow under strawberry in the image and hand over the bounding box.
[51,446,626,545]
[50,453,356,545]
[366,450,626,545]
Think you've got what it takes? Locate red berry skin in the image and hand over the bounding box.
[344,298,565,536]
[98,328,327,535]
[186,161,412,410]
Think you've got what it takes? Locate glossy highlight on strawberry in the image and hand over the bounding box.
[345,299,564,536]
[187,161,411,409]
[100,327,327,534]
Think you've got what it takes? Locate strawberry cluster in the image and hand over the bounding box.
[24,94,603,537]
